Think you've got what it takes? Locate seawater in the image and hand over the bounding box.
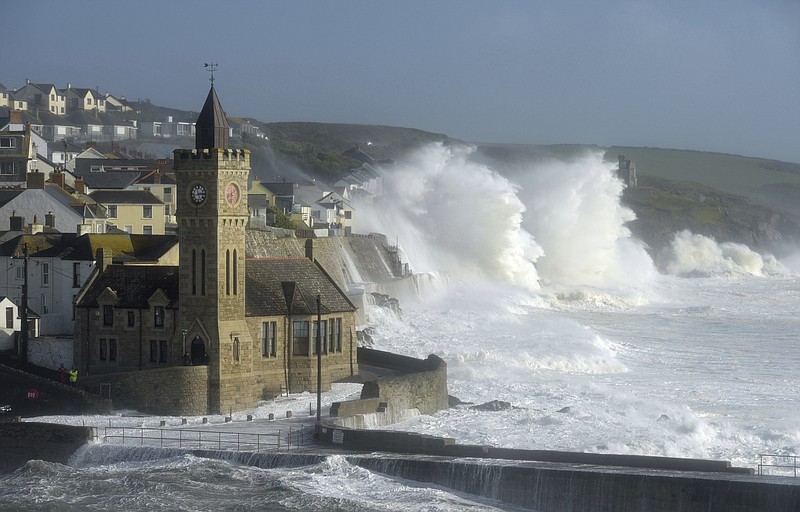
[2,144,798,509]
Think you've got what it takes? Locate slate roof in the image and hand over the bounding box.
[0,232,177,261]
[72,158,156,178]
[89,189,163,205]
[245,258,356,316]
[77,265,180,309]
[260,182,295,197]
[135,170,176,185]
[195,85,229,150]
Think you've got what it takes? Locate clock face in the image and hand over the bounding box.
[225,183,239,205]
[190,184,206,204]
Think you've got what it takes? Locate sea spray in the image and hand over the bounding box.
[661,229,787,276]
[354,143,543,291]
[509,150,656,291]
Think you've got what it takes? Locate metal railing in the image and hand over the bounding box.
[100,425,309,452]
[758,454,798,477]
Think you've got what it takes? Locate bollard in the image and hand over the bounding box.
[247,414,253,421]
[202,417,208,424]
[286,410,292,419]
[268,413,275,421]
[181,418,187,425]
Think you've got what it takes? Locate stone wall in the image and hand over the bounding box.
[327,348,448,429]
[358,348,448,415]
[81,365,209,416]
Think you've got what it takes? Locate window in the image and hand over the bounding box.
[40,294,48,314]
[232,337,240,362]
[41,263,49,286]
[100,338,117,362]
[225,250,230,296]
[159,340,168,363]
[127,311,135,327]
[5,307,13,328]
[191,249,197,295]
[164,204,170,216]
[149,340,158,362]
[142,225,153,235]
[0,137,15,148]
[164,187,173,201]
[261,321,276,357]
[73,262,81,288]
[292,320,309,356]
[107,205,117,218]
[335,318,342,352]
[312,320,327,354]
[0,162,19,175]
[201,250,206,295]
[15,266,22,281]
[154,306,165,328]
[233,249,238,295]
[103,305,114,326]
[328,318,335,353]
[143,205,152,218]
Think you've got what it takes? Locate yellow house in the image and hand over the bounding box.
[66,86,107,113]
[88,190,166,235]
[131,170,177,228]
[14,81,66,115]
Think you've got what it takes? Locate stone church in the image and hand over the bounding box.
[74,85,358,415]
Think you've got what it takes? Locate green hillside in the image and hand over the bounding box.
[606,146,800,218]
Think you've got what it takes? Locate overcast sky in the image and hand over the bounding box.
[3,1,799,162]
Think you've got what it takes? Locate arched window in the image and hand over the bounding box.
[191,249,196,295]
[232,337,240,362]
[200,249,206,295]
[225,249,230,295]
[233,248,238,295]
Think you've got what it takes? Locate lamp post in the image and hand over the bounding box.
[316,294,322,433]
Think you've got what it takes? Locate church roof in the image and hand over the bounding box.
[195,85,230,150]
[77,265,180,309]
[245,258,356,316]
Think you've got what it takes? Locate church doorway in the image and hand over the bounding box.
[191,337,207,365]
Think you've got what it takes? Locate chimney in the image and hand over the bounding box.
[9,211,24,231]
[26,170,45,189]
[153,171,161,184]
[95,247,113,273]
[45,211,55,228]
[77,223,93,236]
[50,170,65,189]
[156,159,168,173]
[305,239,314,261]
[30,216,43,235]
[9,110,22,124]
[75,177,85,194]
[85,141,96,149]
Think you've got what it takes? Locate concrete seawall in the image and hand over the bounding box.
[317,348,800,511]
[0,422,94,472]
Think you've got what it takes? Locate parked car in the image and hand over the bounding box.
[0,404,11,414]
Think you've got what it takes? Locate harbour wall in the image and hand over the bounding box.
[0,422,94,472]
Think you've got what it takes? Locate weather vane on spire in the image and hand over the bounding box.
[204,62,218,85]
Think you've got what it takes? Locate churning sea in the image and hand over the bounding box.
[2,145,798,510]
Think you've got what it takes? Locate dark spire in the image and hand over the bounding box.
[195,85,230,150]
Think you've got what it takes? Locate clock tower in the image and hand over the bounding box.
[174,84,253,413]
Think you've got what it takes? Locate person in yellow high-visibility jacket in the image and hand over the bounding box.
[69,368,78,385]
